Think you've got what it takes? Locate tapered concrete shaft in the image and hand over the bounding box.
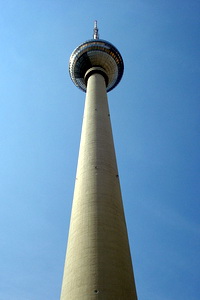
[60,72,137,299]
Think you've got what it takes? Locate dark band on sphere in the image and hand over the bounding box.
[84,67,109,87]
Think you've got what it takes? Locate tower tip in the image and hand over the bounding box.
[93,20,99,39]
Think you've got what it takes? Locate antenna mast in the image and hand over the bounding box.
[93,20,99,39]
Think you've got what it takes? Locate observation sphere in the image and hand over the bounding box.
[69,39,124,92]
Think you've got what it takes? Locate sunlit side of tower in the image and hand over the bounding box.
[60,22,137,300]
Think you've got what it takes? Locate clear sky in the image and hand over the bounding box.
[0,1,200,299]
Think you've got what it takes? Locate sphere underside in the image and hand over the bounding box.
[69,39,124,92]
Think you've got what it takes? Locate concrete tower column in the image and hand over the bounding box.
[60,22,137,300]
[60,69,137,299]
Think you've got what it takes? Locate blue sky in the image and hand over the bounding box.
[0,1,200,299]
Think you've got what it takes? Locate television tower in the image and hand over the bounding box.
[60,22,137,299]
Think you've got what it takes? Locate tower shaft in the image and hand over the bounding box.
[61,72,137,299]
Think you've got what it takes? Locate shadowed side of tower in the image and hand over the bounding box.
[60,22,137,300]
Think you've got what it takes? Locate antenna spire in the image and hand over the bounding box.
[93,20,99,39]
